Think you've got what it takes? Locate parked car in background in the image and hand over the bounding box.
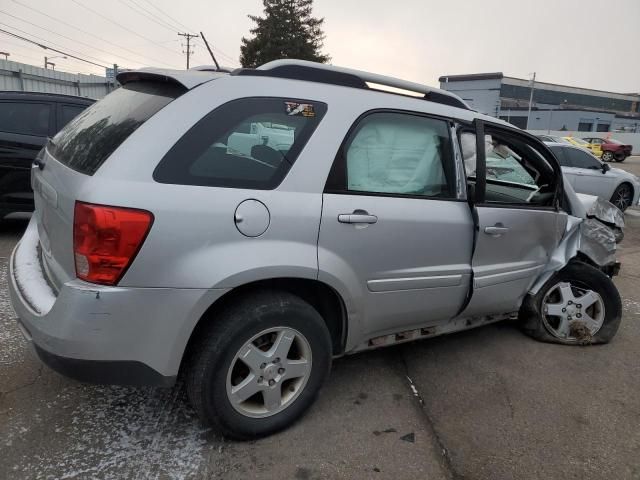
[537,134,570,144]
[582,137,633,162]
[0,92,94,220]
[545,142,640,211]
[9,61,624,440]
[563,136,601,156]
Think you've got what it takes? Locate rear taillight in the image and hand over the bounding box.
[73,202,153,285]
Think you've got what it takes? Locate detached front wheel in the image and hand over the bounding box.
[520,262,622,345]
[186,291,332,440]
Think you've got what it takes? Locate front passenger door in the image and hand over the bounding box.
[460,123,566,317]
[565,147,614,199]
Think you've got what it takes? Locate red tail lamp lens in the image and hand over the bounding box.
[73,202,153,285]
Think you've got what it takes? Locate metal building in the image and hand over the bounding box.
[0,59,114,99]
[439,72,640,132]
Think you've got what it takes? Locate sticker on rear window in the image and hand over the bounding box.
[285,101,316,117]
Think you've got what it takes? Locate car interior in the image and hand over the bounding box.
[461,129,557,206]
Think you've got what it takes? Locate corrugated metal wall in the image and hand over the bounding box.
[0,59,114,99]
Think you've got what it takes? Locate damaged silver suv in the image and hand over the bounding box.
[9,60,624,439]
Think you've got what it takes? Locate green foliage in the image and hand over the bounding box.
[240,0,330,68]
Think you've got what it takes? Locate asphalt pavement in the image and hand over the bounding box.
[1,157,640,479]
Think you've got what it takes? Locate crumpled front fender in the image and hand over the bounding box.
[528,198,622,295]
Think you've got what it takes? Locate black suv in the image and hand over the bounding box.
[0,92,94,219]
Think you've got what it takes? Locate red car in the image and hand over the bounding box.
[583,137,633,162]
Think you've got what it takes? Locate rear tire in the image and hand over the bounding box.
[610,183,634,211]
[520,262,621,345]
[601,151,614,162]
[614,152,626,162]
[186,290,332,440]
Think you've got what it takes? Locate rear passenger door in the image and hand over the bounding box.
[318,111,474,340]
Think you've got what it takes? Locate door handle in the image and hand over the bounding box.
[484,225,509,235]
[338,212,378,224]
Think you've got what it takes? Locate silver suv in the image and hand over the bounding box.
[9,60,623,439]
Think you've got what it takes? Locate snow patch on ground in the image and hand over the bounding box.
[6,384,210,480]
[622,298,640,316]
[13,221,55,314]
[0,259,27,366]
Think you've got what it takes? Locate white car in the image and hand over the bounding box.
[545,142,640,211]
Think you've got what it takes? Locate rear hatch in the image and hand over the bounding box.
[32,80,185,288]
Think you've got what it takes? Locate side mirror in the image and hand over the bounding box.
[602,163,610,174]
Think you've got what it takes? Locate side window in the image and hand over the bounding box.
[565,148,601,169]
[0,102,51,136]
[461,128,556,206]
[549,146,573,167]
[59,105,87,131]
[154,98,327,189]
[328,112,455,198]
[485,144,537,186]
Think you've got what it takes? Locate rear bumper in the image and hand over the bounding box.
[9,219,230,386]
[31,339,175,387]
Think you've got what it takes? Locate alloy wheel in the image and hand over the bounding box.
[613,185,632,211]
[542,281,605,341]
[226,327,312,418]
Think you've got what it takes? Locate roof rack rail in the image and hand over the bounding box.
[231,59,470,110]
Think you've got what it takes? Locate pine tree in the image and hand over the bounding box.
[240,0,330,68]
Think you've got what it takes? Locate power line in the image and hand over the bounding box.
[10,0,176,68]
[123,0,180,34]
[191,39,237,66]
[0,42,43,64]
[138,0,196,34]
[68,0,184,58]
[0,22,114,67]
[0,27,108,68]
[0,9,167,69]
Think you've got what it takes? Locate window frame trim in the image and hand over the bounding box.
[323,108,464,202]
[462,119,564,212]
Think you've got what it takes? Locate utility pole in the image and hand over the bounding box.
[526,72,536,130]
[178,32,199,69]
[200,31,220,70]
[0,51,9,60]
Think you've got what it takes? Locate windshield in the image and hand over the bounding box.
[608,139,623,145]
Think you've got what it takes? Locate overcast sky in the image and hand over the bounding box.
[1,0,639,93]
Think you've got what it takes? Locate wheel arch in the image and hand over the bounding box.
[180,277,349,374]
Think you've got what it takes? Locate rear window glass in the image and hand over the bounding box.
[0,102,51,136]
[49,82,183,175]
[153,97,327,190]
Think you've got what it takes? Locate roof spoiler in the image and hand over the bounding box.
[116,67,227,90]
